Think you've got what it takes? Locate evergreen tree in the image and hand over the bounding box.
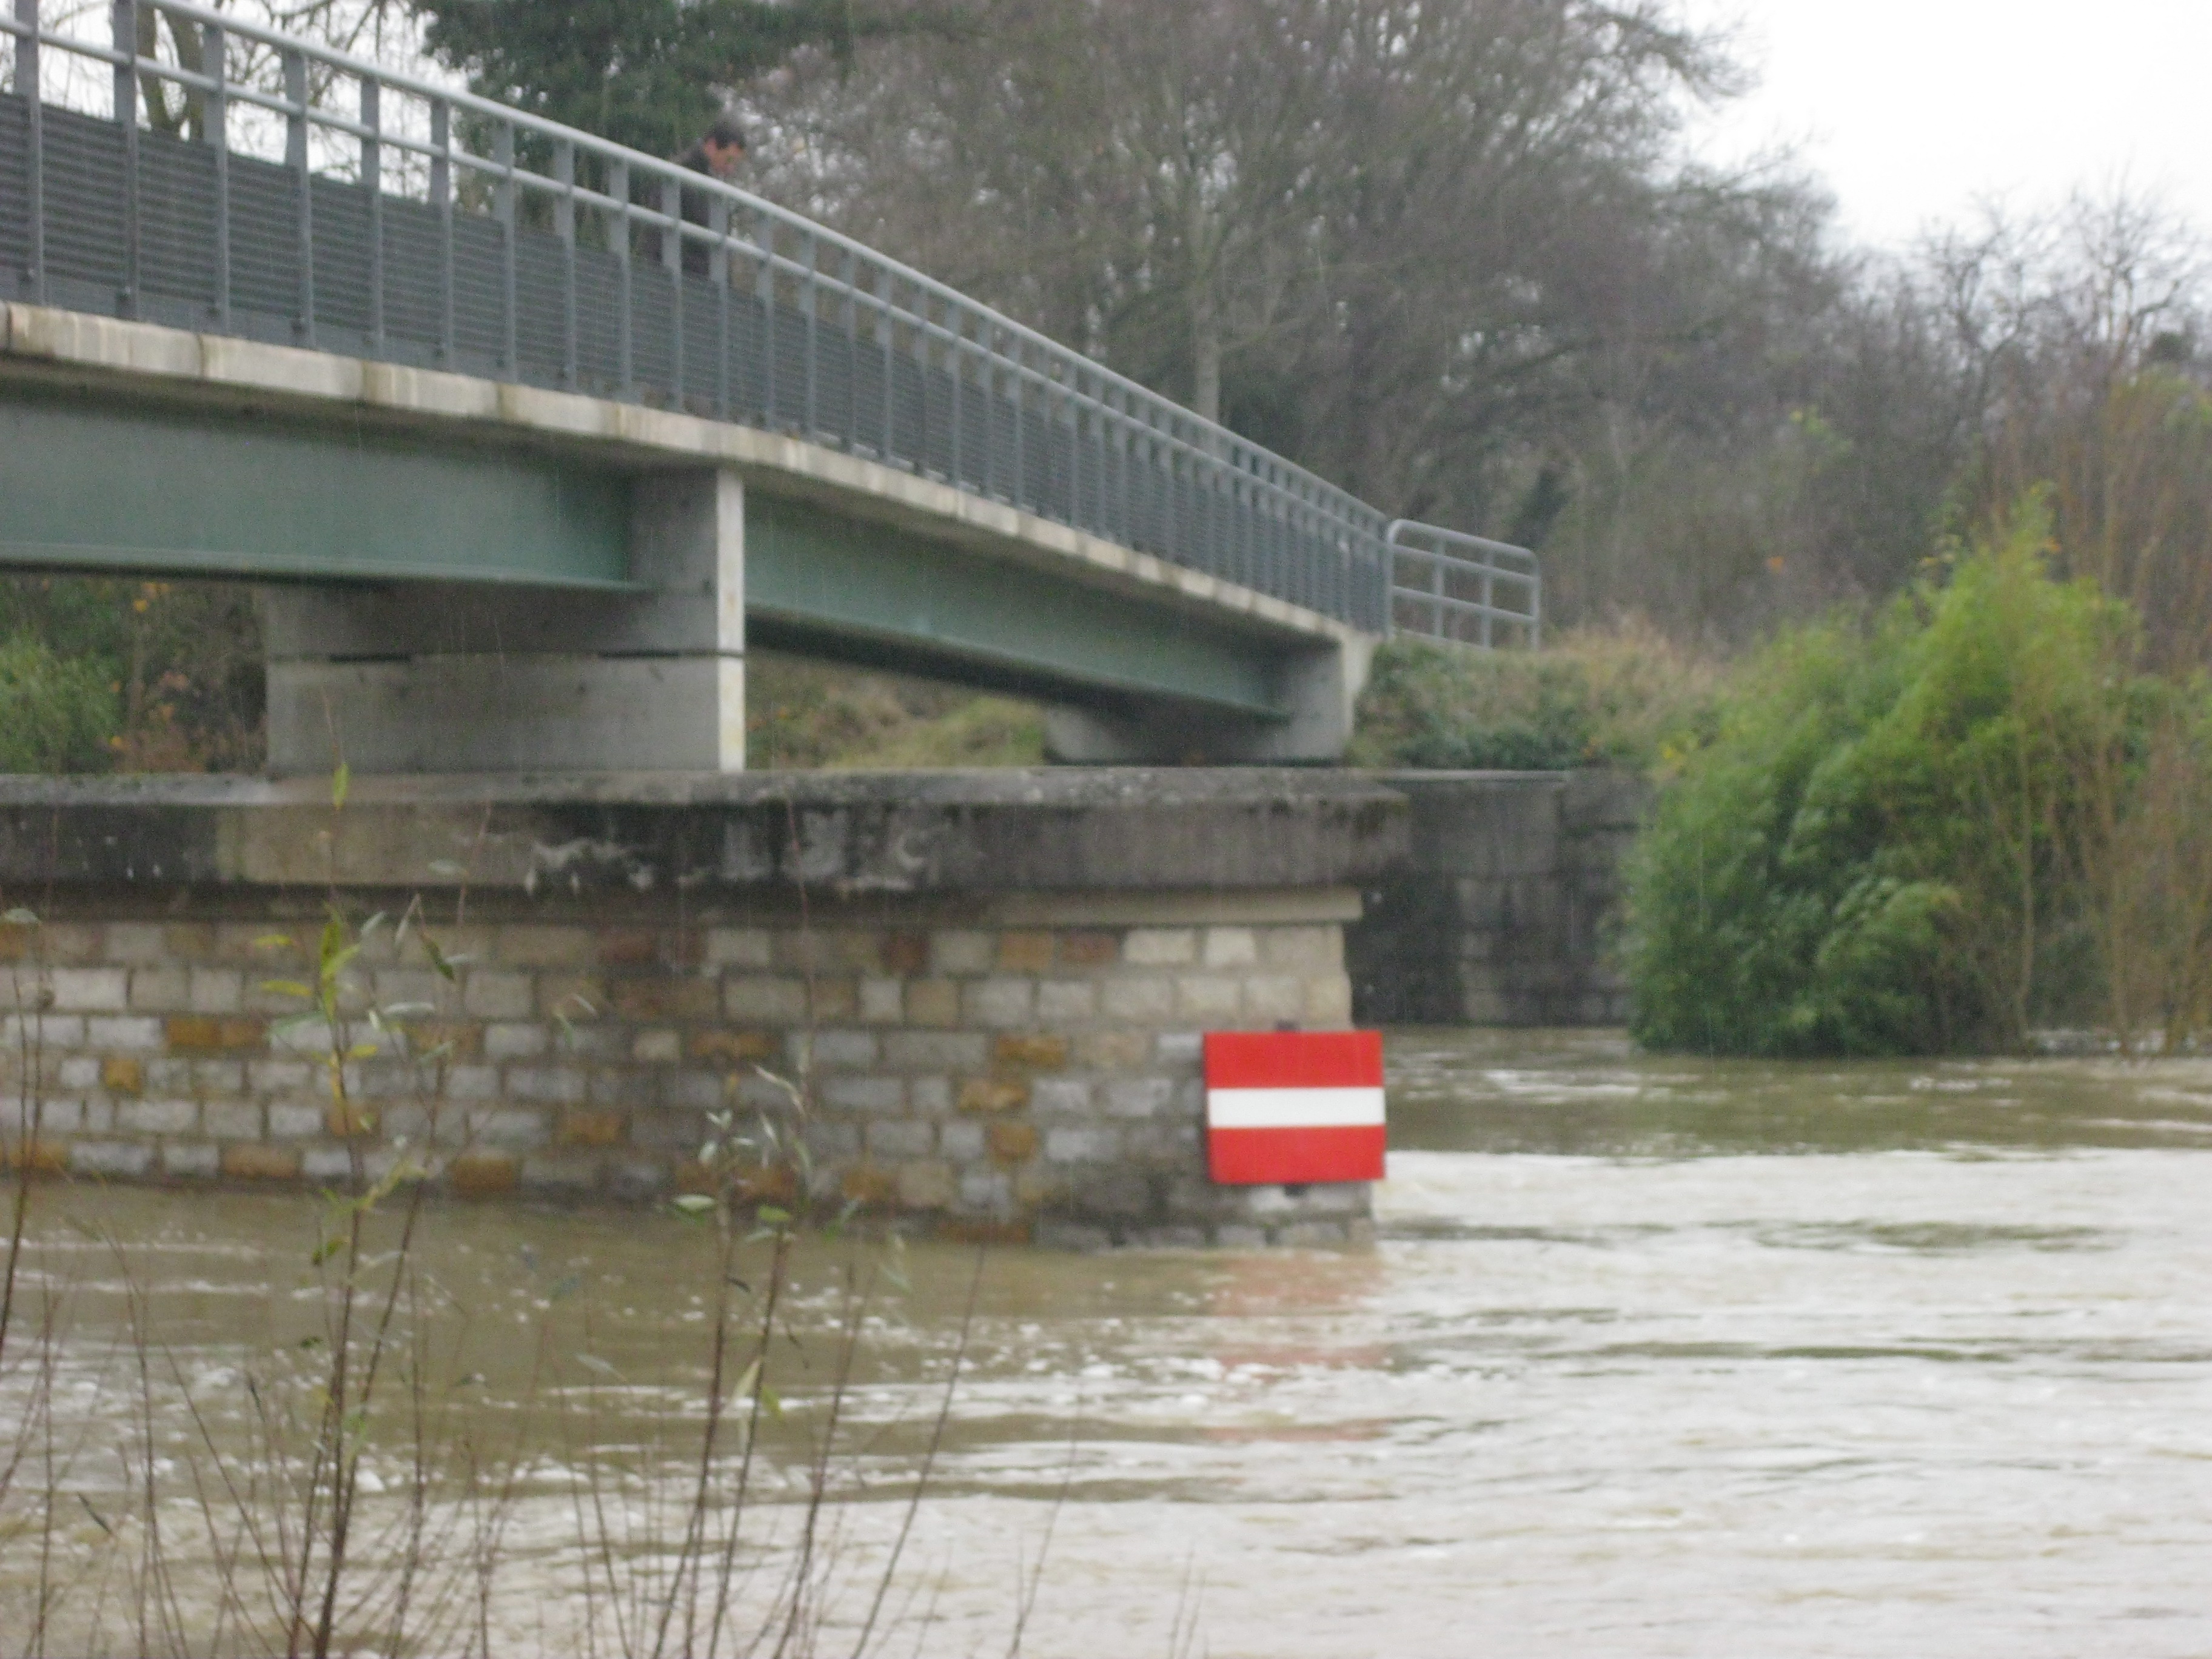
[419,0,908,158]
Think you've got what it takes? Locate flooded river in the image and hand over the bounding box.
[5,1030,2211,1657]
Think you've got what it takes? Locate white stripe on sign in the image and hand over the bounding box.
[1205,1087,1386,1130]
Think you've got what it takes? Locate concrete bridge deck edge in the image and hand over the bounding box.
[0,302,1368,655]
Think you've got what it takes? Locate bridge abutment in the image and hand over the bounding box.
[263,469,747,776]
[0,771,1401,1247]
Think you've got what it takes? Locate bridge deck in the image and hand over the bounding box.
[0,62,1387,630]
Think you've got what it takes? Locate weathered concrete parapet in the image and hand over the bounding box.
[0,771,1405,1247]
[1347,769,1651,1027]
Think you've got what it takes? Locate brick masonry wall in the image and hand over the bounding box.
[0,896,1370,1248]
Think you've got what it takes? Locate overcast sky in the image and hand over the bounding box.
[1675,1,2212,249]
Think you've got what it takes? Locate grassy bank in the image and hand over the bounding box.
[1346,621,1724,774]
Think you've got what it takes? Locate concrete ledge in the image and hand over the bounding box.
[0,769,1409,896]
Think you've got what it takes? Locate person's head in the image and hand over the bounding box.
[698,114,748,181]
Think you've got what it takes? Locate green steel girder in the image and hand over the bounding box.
[743,495,1285,719]
[0,392,638,589]
[0,389,1291,717]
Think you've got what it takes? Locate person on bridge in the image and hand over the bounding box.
[667,115,749,276]
[677,114,749,184]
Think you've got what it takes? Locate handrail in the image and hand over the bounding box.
[1386,520,1542,649]
[1,0,1535,640]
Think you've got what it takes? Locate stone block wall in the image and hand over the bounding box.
[1347,769,1651,1027]
[0,896,1369,1248]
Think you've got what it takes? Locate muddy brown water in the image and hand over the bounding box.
[5,1029,2211,1657]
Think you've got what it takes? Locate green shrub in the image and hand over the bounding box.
[0,576,263,770]
[0,632,119,773]
[1348,622,1721,772]
[745,652,1047,768]
[1624,506,2171,1055]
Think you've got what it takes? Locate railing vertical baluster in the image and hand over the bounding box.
[1480,565,1494,649]
[947,304,964,488]
[111,0,138,318]
[552,138,574,386]
[284,46,310,343]
[430,98,452,363]
[661,175,681,406]
[839,244,856,451]
[802,231,817,437]
[1111,391,1127,548]
[205,19,226,327]
[361,76,382,353]
[1162,412,1176,560]
[494,121,515,375]
[1062,369,1079,533]
[709,195,729,420]
[756,208,776,424]
[607,158,631,396]
[913,286,935,474]
[1009,337,1024,511]
[980,326,996,502]
[16,0,43,306]
[877,264,894,461]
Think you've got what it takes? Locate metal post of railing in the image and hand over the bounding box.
[429,97,452,363]
[1068,369,1084,531]
[204,18,226,327]
[361,75,383,352]
[947,303,964,487]
[755,206,776,424]
[1481,565,1494,649]
[1108,387,1126,548]
[494,120,516,375]
[607,155,628,397]
[110,0,139,318]
[552,137,574,387]
[985,327,1004,503]
[802,230,818,437]
[15,0,43,306]
[1010,337,1025,512]
[838,243,856,450]
[748,207,765,422]
[283,45,310,343]
[709,195,729,420]
[660,175,681,404]
[876,264,894,462]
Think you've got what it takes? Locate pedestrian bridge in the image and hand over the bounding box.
[0,0,1538,771]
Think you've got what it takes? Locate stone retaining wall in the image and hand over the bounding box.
[1348,770,1650,1027]
[0,771,1401,1247]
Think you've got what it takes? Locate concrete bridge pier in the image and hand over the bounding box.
[1041,634,1376,766]
[262,469,746,777]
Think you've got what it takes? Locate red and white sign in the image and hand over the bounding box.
[1204,1030,1386,1185]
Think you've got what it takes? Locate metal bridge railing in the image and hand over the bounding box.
[1,0,1538,645]
[1386,520,1541,650]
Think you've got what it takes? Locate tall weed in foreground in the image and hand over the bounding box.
[0,779,1000,1657]
[1625,501,2212,1055]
